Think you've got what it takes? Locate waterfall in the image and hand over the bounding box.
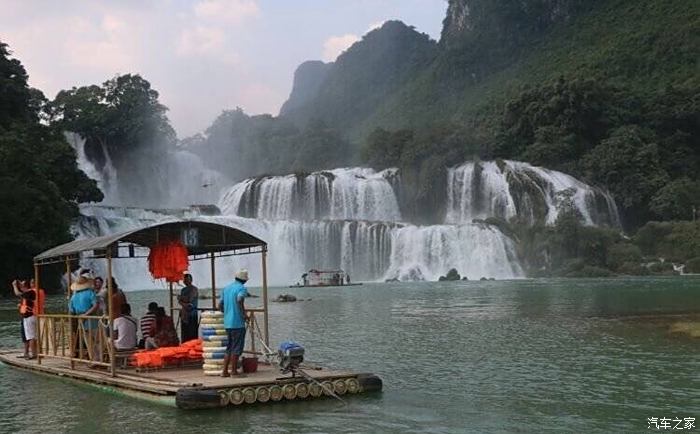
[72,158,621,287]
[446,160,620,226]
[384,223,523,282]
[74,205,397,287]
[75,205,521,288]
[219,167,401,222]
[69,132,229,208]
[67,133,120,205]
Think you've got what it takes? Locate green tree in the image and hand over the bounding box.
[51,74,176,168]
[292,119,354,171]
[498,78,622,164]
[361,128,413,168]
[649,177,700,221]
[50,74,177,204]
[582,125,669,226]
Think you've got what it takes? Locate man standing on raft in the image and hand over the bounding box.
[178,273,199,342]
[220,269,249,377]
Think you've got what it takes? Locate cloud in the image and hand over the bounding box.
[367,20,387,32]
[65,14,137,72]
[322,33,360,62]
[194,0,259,24]
[177,26,226,57]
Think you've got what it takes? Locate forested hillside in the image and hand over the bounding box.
[281,20,438,138]
[355,0,699,229]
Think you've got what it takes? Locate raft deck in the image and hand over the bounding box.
[0,350,382,409]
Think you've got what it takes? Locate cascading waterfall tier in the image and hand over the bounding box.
[75,206,397,287]
[74,205,523,288]
[384,222,523,282]
[73,158,620,286]
[219,167,401,222]
[67,133,120,205]
[446,160,620,226]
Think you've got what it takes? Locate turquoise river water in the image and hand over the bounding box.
[0,277,698,433]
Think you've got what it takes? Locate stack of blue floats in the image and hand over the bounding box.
[200,311,227,376]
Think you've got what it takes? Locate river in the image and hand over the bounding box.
[0,277,698,433]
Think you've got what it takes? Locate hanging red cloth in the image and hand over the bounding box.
[148,239,190,282]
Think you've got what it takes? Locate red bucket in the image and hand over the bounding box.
[242,357,258,373]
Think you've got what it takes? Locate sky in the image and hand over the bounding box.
[0,0,446,138]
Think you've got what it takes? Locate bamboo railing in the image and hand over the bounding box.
[37,314,114,368]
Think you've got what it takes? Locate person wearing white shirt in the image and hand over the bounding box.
[113,303,138,350]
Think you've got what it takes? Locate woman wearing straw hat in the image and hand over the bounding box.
[69,269,101,362]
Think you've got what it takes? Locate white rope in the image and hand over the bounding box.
[250,315,277,363]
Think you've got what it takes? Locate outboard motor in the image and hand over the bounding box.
[278,341,304,374]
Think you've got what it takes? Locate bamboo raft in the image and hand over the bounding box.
[0,350,382,409]
[6,220,382,410]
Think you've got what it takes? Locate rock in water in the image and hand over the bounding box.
[275,294,297,302]
[438,269,461,281]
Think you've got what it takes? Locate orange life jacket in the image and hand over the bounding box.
[19,288,45,316]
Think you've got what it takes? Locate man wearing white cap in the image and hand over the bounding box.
[219,269,249,377]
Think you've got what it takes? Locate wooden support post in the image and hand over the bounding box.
[107,252,116,377]
[262,250,269,346]
[34,263,41,365]
[66,258,74,370]
[210,253,216,310]
[169,282,174,319]
[65,258,71,300]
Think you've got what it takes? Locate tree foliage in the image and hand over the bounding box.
[0,42,102,289]
[361,124,488,223]
[649,178,700,221]
[51,74,175,161]
[49,74,176,204]
[187,109,353,181]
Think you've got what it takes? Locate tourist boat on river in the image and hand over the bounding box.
[290,269,363,288]
[0,220,381,409]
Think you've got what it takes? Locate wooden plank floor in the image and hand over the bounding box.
[0,350,359,394]
[143,364,358,388]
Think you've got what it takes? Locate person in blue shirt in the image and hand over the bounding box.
[69,269,99,327]
[69,269,100,361]
[219,269,249,377]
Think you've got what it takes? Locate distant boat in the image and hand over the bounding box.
[290,269,363,288]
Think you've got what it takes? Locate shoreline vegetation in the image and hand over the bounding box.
[482,216,700,280]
